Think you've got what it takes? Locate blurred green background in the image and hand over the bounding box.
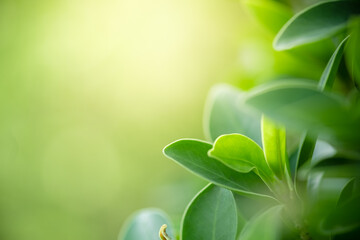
[0,0,329,239]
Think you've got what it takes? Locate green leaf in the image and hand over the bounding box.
[346,17,360,86]
[295,133,316,178]
[163,139,273,198]
[119,209,173,240]
[203,84,261,146]
[181,184,237,240]
[274,1,360,50]
[321,191,360,235]
[306,173,355,236]
[239,205,283,240]
[244,80,360,150]
[243,0,292,34]
[295,37,348,184]
[319,36,349,91]
[208,134,275,186]
[261,116,291,183]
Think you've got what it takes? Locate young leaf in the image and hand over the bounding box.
[181,184,237,240]
[208,134,276,186]
[163,139,273,198]
[243,0,292,34]
[119,209,174,240]
[319,36,349,91]
[261,116,290,182]
[239,205,284,240]
[203,84,261,145]
[274,1,360,50]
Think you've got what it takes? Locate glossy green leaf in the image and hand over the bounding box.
[346,17,360,86]
[203,84,261,145]
[243,0,292,34]
[239,205,283,240]
[245,80,360,150]
[274,1,360,50]
[261,116,290,183]
[208,134,275,186]
[119,209,173,240]
[163,139,273,198]
[182,184,237,240]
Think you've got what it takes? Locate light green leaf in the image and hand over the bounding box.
[243,0,292,34]
[261,116,290,183]
[119,209,173,240]
[346,17,360,86]
[203,84,261,145]
[163,139,273,198]
[274,1,360,50]
[319,36,349,91]
[239,205,283,240]
[208,134,276,187]
[182,184,237,240]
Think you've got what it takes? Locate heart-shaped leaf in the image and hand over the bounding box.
[208,134,276,187]
[181,184,237,240]
[203,84,261,146]
[163,139,273,198]
[274,1,360,50]
[119,209,173,240]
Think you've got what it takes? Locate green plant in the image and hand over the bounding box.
[120,1,360,239]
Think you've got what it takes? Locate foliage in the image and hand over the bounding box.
[120,0,360,239]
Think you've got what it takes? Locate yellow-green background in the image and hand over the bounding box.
[0,0,327,239]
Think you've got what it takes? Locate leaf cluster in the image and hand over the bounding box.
[120,1,360,239]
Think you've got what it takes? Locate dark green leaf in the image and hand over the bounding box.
[319,36,349,91]
[119,209,173,240]
[295,133,316,178]
[346,17,360,86]
[163,139,273,198]
[182,184,237,240]
[321,193,360,235]
[306,173,354,236]
[208,134,276,186]
[274,1,360,50]
[239,205,283,240]
[203,84,261,145]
